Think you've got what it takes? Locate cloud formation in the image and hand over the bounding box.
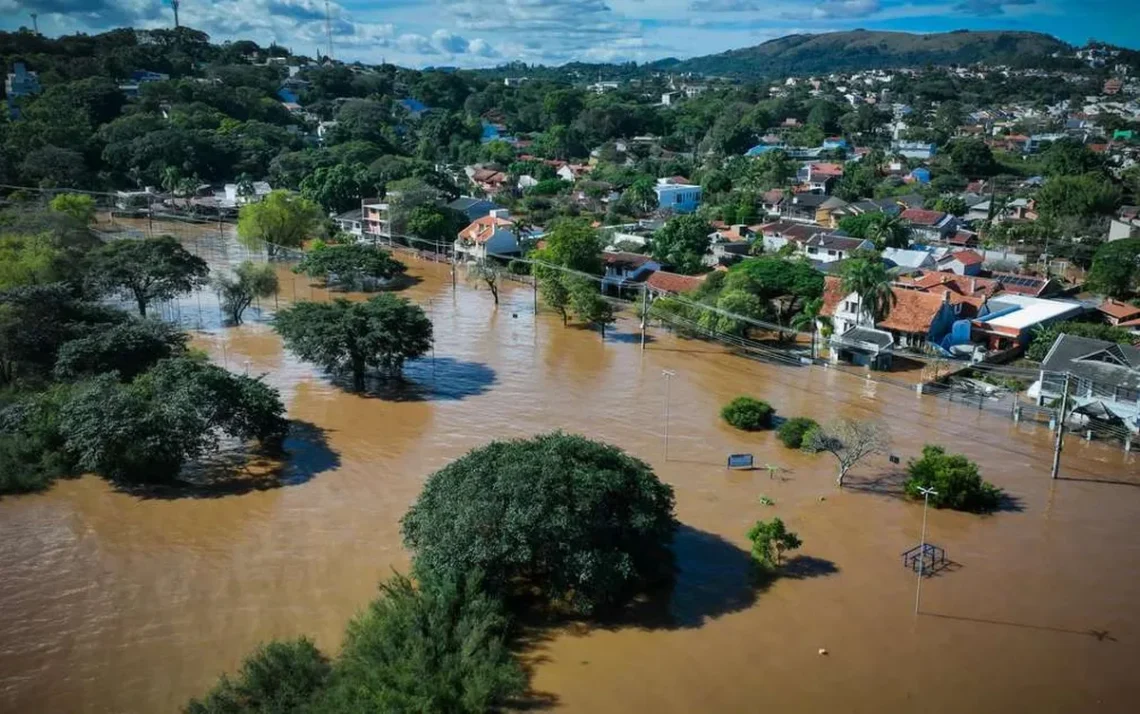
[810,0,882,19]
[953,0,1036,16]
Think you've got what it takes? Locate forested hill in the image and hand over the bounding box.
[650,30,1073,78]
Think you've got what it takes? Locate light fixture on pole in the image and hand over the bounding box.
[914,485,937,615]
[662,370,675,461]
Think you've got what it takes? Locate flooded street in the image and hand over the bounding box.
[2,228,1140,713]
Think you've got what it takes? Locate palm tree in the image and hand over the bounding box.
[867,212,909,250]
[841,256,897,325]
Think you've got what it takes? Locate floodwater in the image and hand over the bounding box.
[2,227,1140,713]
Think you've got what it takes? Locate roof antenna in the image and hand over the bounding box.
[30,12,38,35]
[170,0,180,28]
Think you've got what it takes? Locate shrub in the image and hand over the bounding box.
[721,396,774,431]
[904,445,1003,513]
[777,417,819,449]
[799,424,823,453]
[401,432,677,615]
[184,638,331,714]
[747,518,802,569]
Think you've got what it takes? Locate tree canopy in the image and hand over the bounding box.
[237,191,323,256]
[652,214,712,276]
[273,294,433,391]
[401,432,677,615]
[294,243,406,291]
[904,445,1003,513]
[89,236,209,317]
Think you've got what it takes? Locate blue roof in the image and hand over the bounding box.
[399,98,428,114]
[745,143,785,157]
[277,87,299,104]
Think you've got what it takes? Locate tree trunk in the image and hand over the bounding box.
[351,354,366,392]
[600,322,605,340]
[135,294,148,317]
[837,465,849,487]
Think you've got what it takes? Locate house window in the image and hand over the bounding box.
[808,247,818,254]
[1116,387,1140,404]
[827,249,837,256]
[675,194,682,204]
[844,301,858,313]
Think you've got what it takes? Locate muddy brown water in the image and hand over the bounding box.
[2,232,1140,713]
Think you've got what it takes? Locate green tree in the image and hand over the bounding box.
[724,257,824,331]
[1036,173,1122,220]
[720,396,774,431]
[184,639,331,714]
[214,262,280,325]
[747,518,802,569]
[0,235,61,290]
[90,236,210,317]
[840,253,896,323]
[1042,138,1104,177]
[53,320,188,382]
[904,445,1003,513]
[933,196,968,217]
[49,194,97,225]
[315,572,525,713]
[777,417,819,449]
[237,191,324,257]
[273,295,433,391]
[59,359,287,484]
[405,205,460,246]
[299,163,371,214]
[947,138,995,178]
[652,215,712,275]
[569,278,616,338]
[539,274,572,325]
[535,218,603,274]
[866,212,910,250]
[0,385,77,494]
[623,177,658,215]
[295,244,406,291]
[401,432,677,615]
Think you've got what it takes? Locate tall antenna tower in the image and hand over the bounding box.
[324,0,334,60]
[171,0,181,28]
[30,12,38,35]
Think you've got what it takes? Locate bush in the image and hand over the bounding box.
[184,638,331,714]
[904,445,1003,513]
[401,432,677,615]
[777,417,819,449]
[799,424,823,453]
[0,386,78,495]
[721,397,774,431]
[747,518,801,569]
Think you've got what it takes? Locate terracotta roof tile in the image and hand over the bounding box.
[458,215,514,244]
[646,271,705,294]
[901,208,948,226]
[877,289,950,333]
[1098,299,1140,321]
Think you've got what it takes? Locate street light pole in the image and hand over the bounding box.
[914,486,937,616]
[662,370,675,461]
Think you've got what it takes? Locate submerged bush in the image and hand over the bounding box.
[184,638,330,714]
[720,396,774,431]
[904,445,1003,513]
[777,417,819,449]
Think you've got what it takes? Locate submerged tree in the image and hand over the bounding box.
[806,418,890,487]
[273,294,433,391]
[89,236,209,317]
[402,432,677,615]
[468,260,502,305]
[569,278,616,337]
[184,638,331,714]
[294,243,407,291]
[213,261,280,325]
[237,191,323,258]
[747,518,802,569]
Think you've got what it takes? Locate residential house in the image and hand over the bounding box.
[223,181,272,207]
[896,270,1005,299]
[802,233,874,264]
[799,162,844,193]
[447,196,499,223]
[936,249,986,276]
[646,270,705,296]
[948,230,981,248]
[468,167,509,195]
[891,140,936,160]
[757,220,826,253]
[761,188,786,216]
[815,196,850,228]
[784,193,830,222]
[601,252,660,295]
[1096,299,1140,327]
[907,167,932,184]
[362,198,393,239]
[556,164,590,182]
[1037,335,1140,433]
[706,224,758,266]
[454,209,523,262]
[653,177,702,214]
[988,272,1062,298]
[971,294,1084,352]
[882,247,937,273]
[334,208,364,240]
[822,137,849,152]
[901,208,958,243]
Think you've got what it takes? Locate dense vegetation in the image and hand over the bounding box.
[777,417,820,449]
[402,432,677,615]
[904,445,1004,513]
[720,396,775,431]
[0,201,287,495]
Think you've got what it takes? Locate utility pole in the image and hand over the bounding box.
[1051,372,1071,480]
[914,486,937,616]
[662,370,675,461]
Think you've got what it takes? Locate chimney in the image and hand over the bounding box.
[942,290,951,304]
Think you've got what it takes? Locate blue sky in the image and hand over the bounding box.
[1,1,1136,68]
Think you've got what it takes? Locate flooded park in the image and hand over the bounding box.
[2,223,1139,713]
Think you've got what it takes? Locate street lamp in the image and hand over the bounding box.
[914,485,938,615]
[662,370,675,461]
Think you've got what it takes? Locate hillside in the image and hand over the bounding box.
[655,29,1072,78]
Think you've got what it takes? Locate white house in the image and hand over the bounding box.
[801,233,875,264]
[223,181,272,207]
[891,141,936,160]
[455,209,523,262]
[5,62,40,98]
[334,208,364,241]
[653,178,702,214]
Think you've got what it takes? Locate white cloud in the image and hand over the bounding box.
[431,29,469,54]
[810,0,882,19]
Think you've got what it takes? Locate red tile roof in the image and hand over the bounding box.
[809,162,845,177]
[877,288,953,334]
[897,270,1003,298]
[603,251,653,268]
[1098,299,1140,321]
[762,188,786,205]
[458,214,514,244]
[901,208,948,226]
[646,271,705,294]
[948,230,979,246]
[942,249,985,266]
[820,275,847,317]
